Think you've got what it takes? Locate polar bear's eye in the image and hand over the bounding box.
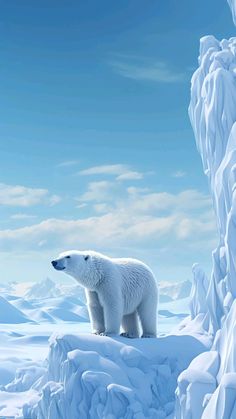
[84,255,89,261]
[66,256,71,259]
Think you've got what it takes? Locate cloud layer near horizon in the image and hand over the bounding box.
[0,185,216,254]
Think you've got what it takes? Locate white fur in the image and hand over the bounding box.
[52,250,158,338]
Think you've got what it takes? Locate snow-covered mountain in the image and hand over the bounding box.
[159,279,191,302]
[3,277,192,303]
[0,278,88,324]
[0,276,191,331]
[0,296,32,324]
[25,277,61,299]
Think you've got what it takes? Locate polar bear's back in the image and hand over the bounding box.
[112,256,154,276]
[111,256,158,315]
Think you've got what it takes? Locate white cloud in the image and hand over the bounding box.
[0,187,217,252]
[57,160,79,168]
[38,239,47,247]
[127,189,212,213]
[116,171,143,181]
[110,59,187,83]
[48,195,61,206]
[76,203,88,209]
[176,217,216,240]
[127,186,150,195]
[0,183,61,207]
[78,164,129,176]
[172,171,186,178]
[10,213,37,220]
[77,164,146,184]
[76,181,114,202]
[93,203,111,213]
[126,215,177,238]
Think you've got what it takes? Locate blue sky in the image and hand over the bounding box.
[0,0,234,284]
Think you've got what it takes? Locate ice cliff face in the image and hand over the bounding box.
[228,0,236,25]
[176,11,236,418]
[189,34,236,334]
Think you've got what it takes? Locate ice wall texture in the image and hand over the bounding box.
[228,0,236,25]
[176,30,236,419]
[189,35,236,333]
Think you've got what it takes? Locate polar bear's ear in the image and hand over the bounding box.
[84,255,90,261]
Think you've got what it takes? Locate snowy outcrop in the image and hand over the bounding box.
[176,28,236,418]
[23,333,209,419]
[176,300,236,418]
[4,364,46,393]
[176,351,219,418]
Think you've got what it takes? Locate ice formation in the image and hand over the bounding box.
[176,5,236,416]
[189,264,209,320]
[22,333,209,419]
[228,0,236,25]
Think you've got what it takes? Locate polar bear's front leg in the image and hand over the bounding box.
[98,285,122,336]
[85,290,105,334]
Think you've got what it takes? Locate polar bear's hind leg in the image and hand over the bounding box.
[137,296,157,338]
[121,311,140,338]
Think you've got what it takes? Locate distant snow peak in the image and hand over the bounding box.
[159,279,192,302]
[25,277,61,299]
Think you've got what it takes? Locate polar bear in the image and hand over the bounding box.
[51,250,158,338]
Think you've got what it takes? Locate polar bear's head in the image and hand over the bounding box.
[51,250,100,289]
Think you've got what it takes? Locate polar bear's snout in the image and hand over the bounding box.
[51,260,65,271]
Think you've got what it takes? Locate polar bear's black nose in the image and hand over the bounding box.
[51,260,57,267]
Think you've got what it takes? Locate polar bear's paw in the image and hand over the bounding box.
[99,332,116,337]
[92,331,105,335]
[120,332,138,339]
[141,334,156,338]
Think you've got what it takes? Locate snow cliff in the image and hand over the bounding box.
[176,12,236,417]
